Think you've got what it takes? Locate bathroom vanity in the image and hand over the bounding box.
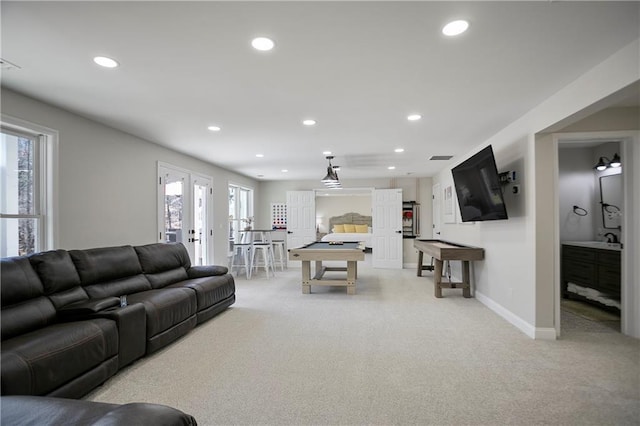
[561,241,621,303]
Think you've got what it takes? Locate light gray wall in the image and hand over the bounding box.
[558,147,597,241]
[315,196,371,233]
[432,39,639,337]
[1,88,257,266]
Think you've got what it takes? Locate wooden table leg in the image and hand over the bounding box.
[346,260,356,295]
[302,260,311,294]
[434,259,443,298]
[417,250,424,276]
[462,261,471,298]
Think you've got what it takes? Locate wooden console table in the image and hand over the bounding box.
[414,239,484,298]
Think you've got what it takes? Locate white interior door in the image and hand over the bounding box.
[286,191,316,250]
[372,188,403,269]
[432,183,442,239]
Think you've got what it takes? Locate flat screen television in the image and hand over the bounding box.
[451,145,508,222]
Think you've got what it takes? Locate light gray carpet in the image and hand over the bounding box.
[86,262,640,425]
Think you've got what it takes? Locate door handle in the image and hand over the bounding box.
[287,231,293,234]
[396,230,402,234]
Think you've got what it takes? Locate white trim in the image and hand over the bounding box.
[476,290,556,340]
[552,131,638,338]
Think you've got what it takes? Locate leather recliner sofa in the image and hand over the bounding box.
[1,242,235,399]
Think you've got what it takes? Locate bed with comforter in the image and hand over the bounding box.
[321,212,373,248]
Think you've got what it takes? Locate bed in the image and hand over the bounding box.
[321,212,373,248]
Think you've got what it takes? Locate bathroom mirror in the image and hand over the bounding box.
[599,174,622,230]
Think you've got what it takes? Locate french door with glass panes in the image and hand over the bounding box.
[158,163,213,265]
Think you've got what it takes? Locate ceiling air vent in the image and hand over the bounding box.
[429,155,453,161]
[0,58,21,70]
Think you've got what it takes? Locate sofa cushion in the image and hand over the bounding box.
[167,275,235,312]
[135,243,191,288]
[1,257,57,341]
[1,396,198,426]
[1,319,118,396]
[125,288,196,337]
[83,275,152,299]
[1,257,45,306]
[28,250,82,294]
[69,246,143,285]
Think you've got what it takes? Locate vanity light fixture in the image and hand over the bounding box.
[594,153,622,171]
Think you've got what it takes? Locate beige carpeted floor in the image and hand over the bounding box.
[86,260,640,425]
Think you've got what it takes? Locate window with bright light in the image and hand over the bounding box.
[1,126,52,257]
[228,184,253,242]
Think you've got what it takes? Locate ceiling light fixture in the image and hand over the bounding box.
[323,151,332,155]
[321,156,341,188]
[442,20,469,36]
[93,56,119,68]
[256,154,264,158]
[388,166,396,170]
[251,37,275,51]
[407,114,422,121]
[395,148,405,153]
[281,169,288,173]
[207,125,221,132]
[302,119,316,126]
[594,153,622,171]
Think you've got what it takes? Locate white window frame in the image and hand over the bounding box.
[228,182,254,242]
[1,114,58,256]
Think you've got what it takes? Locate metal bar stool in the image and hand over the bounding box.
[250,231,276,278]
[230,234,252,279]
[271,239,286,271]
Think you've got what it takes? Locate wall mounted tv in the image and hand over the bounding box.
[451,145,508,222]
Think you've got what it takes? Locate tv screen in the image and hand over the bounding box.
[451,145,508,222]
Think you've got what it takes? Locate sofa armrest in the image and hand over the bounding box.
[187,265,228,278]
[58,297,120,317]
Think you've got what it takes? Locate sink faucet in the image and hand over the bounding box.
[604,232,619,244]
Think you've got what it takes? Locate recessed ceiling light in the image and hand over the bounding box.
[323,151,332,155]
[302,119,316,126]
[442,20,469,36]
[207,125,221,132]
[251,37,275,51]
[407,114,422,121]
[281,169,288,173]
[256,154,264,158]
[93,56,119,68]
[395,148,405,153]
[388,166,396,170]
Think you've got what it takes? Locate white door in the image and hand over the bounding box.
[192,175,213,266]
[158,163,214,264]
[432,183,442,238]
[286,191,316,250]
[159,166,190,247]
[372,189,403,269]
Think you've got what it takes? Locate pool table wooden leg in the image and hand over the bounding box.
[302,260,311,294]
[347,260,356,295]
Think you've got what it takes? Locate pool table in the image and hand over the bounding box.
[288,241,365,294]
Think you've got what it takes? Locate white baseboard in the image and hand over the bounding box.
[475,291,557,340]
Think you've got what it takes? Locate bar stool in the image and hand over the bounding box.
[230,234,252,279]
[250,231,276,278]
[271,239,286,271]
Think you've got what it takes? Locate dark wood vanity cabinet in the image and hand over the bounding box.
[562,244,621,299]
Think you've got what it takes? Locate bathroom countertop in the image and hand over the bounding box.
[562,241,622,251]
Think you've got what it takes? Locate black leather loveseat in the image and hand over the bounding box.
[1,242,235,399]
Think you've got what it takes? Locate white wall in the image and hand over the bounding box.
[432,38,639,338]
[1,88,257,266]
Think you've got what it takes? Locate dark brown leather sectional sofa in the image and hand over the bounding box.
[1,242,235,401]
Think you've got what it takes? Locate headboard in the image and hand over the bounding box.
[329,212,372,232]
